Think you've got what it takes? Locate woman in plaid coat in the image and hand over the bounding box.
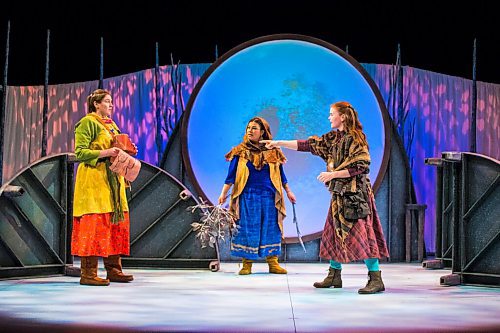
[261,102,389,294]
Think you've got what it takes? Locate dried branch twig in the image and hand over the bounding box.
[188,198,239,249]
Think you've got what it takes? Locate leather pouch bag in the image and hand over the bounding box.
[330,178,370,220]
[112,134,137,156]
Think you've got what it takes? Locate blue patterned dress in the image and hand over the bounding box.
[225,156,288,259]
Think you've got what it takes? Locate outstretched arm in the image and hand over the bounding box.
[260,140,298,150]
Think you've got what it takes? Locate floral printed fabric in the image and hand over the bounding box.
[71,212,130,257]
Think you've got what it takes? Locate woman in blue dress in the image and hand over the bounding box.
[218,117,296,275]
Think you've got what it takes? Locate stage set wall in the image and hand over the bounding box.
[2,63,499,254]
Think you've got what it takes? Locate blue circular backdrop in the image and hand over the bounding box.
[185,36,387,239]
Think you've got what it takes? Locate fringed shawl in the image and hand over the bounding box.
[308,131,371,243]
[225,140,287,169]
[225,142,288,235]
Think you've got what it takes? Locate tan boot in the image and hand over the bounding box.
[103,255,134,282]
[313,267,342,288]
[80,256,110,286]
[266,255,287,274]
[358,270,385,294]
[238,259,253,275]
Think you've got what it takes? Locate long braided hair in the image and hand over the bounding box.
[332,101,368,148]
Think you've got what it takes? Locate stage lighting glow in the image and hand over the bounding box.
[184,36,388,240]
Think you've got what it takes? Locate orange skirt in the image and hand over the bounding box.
[71,212,130,257]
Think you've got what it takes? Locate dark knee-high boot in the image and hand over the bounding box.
[358,270,385,294]
[313,267,342,288]
[103,255,134,282]
[80,256,110,286]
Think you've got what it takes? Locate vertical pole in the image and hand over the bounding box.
[0,21,11,185]
[99,37,104,89]
[418,207,425,262]
[435,164,443,259]
[470,38,477,153]
[396,43,404,140]
[42,29,50,157]
[405,206,411,262]
[451,161,461,274]
[155,42,162,165]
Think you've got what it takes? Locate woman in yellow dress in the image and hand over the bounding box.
[71,89,134,286]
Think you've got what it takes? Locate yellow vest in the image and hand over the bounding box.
[229,157,286,235]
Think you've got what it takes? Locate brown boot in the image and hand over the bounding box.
[80,256,110,286]
[103,255,134,282]
[266,255,287,274]
[358,270,385,294]
[238,259,253,275]
[313,267,342,288]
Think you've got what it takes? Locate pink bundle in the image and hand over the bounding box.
[110,150,141,182]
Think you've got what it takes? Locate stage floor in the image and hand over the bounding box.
[0,262,499,332]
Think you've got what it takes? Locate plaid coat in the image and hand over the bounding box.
[298,131,389,262]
